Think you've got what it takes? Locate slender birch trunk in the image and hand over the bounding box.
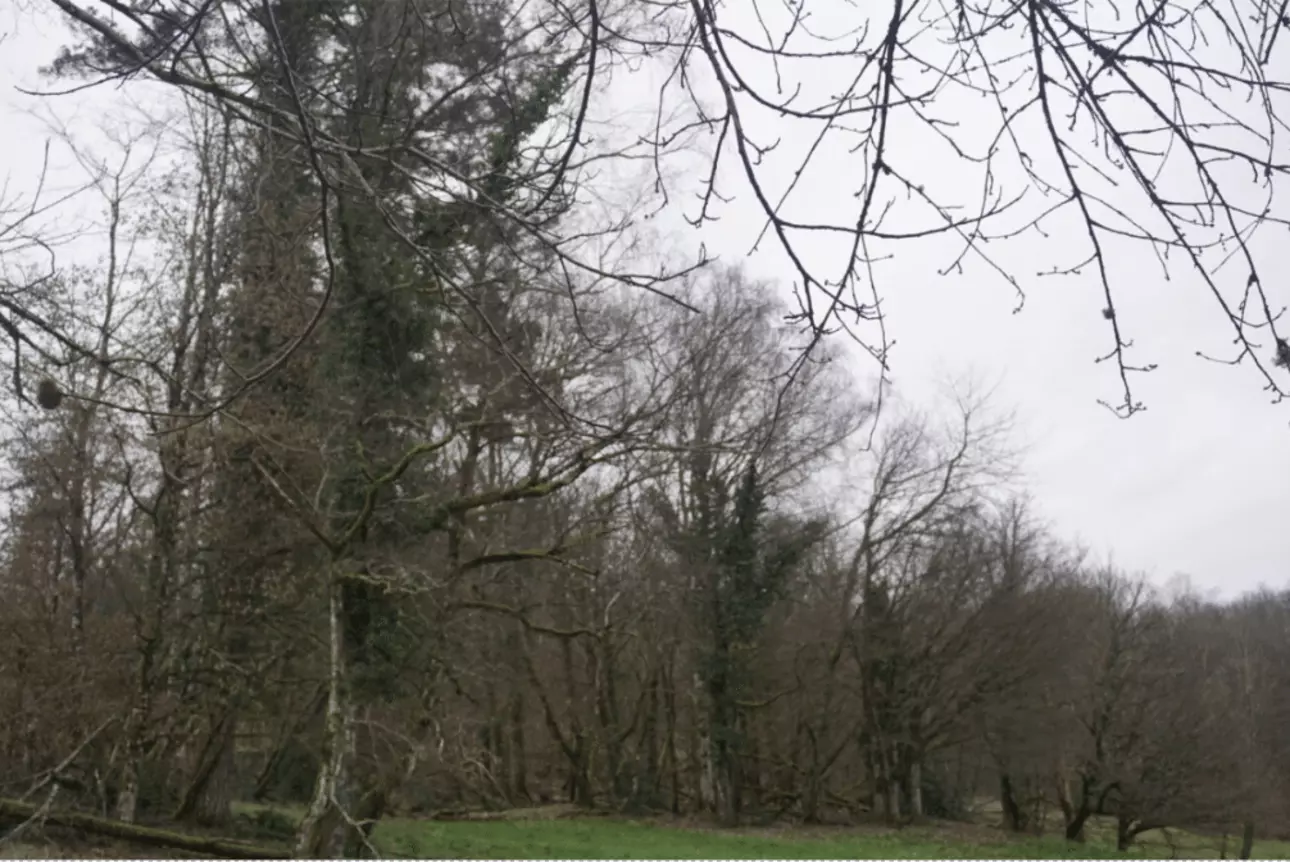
[295,573,354,858]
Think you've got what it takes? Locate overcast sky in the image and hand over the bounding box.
[2,0,1287,598]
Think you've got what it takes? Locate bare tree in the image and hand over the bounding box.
[661,0,1290,414]
[24,0,1290,417]
[640,267,863,824]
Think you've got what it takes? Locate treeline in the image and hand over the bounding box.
[0,0,1288,858]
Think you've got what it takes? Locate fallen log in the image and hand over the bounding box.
[0,798,286,859]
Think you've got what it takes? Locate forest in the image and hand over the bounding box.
[2,0,1290,857]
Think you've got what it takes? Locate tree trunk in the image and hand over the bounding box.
[869,741,900,823]
[708,690,739,826]
[1057,774,1086,842]
[295,575,354,858]
[199,736,237,826]
[1115,814,1135,851]
[115,762,140,825]
[507,687,528,802]
[742,726,758,812]
[999,773,1029,832]
[1055,771,1073,822]
[635,668,661,811]
[907,757,923,819]
[713,745,738,827]
[690,671,713,815]
[1065,805,1090,842]
[566,736,594,807]
[664,664,680,814]
[1240,821,1255,860]
[115,669,159,824]
[801,729,823,824]
[885,779,902,822]
[175,710,237,825]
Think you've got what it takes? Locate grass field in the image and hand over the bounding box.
[374,817,1115,859]
[368,815,1290,860]
[232,801,1290,860]
[16,802,1286,859]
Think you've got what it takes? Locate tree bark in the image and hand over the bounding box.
[507,686,529,803]
[663,663,680,814]
[174,710,237,825]
[1240,821,1255,860]
[802,729,823,824]
[635,667,662,811]
[115,673,160,824]
[907,757,923,819]
[999,773,1029,832]
[713,746,738,827]
[885,777,902,822]
[295,575,355,858]
[1057,773,1087,842]
[114,761,140,825]
[1116,814,1134,851]
[1065,805,1090,842]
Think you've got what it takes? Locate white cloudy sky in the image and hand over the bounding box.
[1,0,1287,597]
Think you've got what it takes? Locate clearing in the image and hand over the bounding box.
[8,804,1290,859]
[371,815,1290,860]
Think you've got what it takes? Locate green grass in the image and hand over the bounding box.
[232,802,1290,859]
[374,818,1132,859]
